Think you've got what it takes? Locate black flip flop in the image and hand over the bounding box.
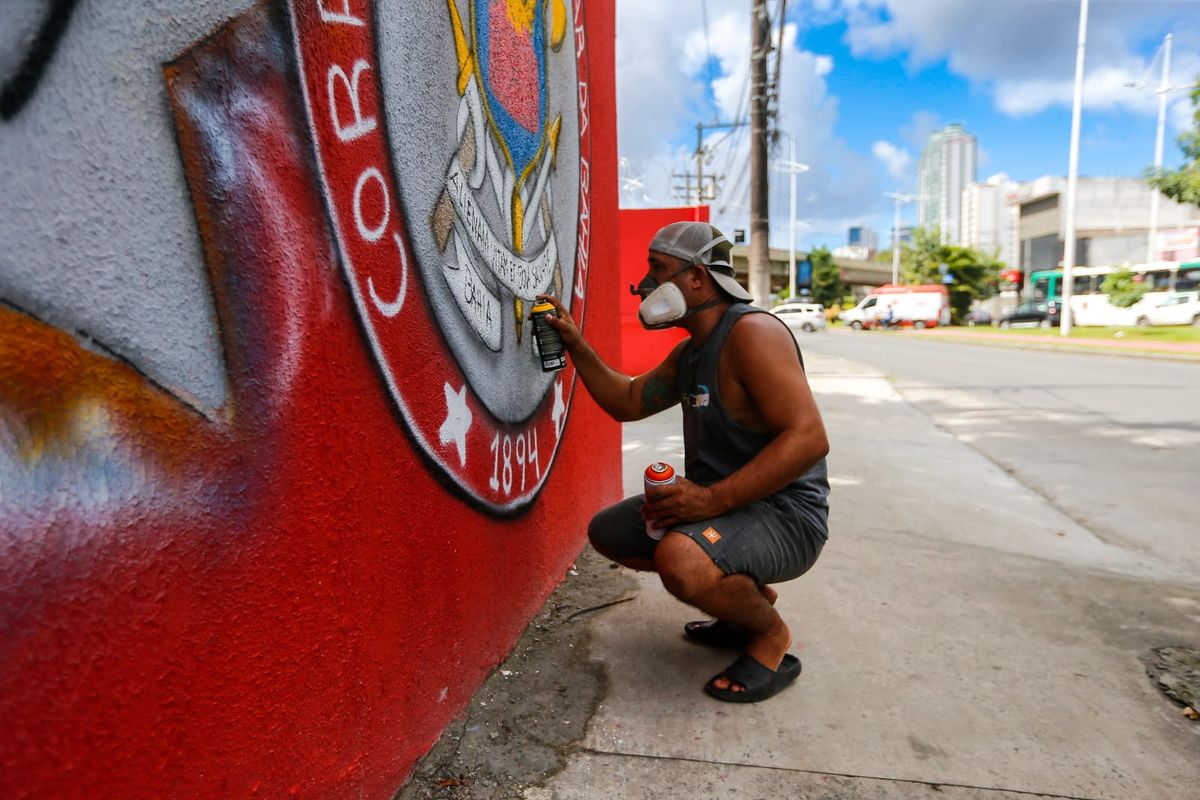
[683,618,751,649]
[704,653,802,703]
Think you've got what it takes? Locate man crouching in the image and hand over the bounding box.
[534,221,830,703]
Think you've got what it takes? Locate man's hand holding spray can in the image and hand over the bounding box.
[529,298,681,540]
[530,300,567,372]
[643,462,678,540]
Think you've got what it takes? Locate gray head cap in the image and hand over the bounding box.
[648,221,754,302]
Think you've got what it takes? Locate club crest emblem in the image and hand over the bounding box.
[289,0,592,513]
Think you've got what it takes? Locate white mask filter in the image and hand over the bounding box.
[638,282,689,329]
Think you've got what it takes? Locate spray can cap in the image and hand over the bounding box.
[644,462,675,481]
[531,300,556,314]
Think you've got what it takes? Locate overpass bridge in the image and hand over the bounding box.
[729,245,893,301]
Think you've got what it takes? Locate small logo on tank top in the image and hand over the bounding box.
[701,527,721,544]
[684,384,710,408]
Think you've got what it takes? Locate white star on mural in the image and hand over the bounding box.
[551,379,566,442]
[439,382,472,467]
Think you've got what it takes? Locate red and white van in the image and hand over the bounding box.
[839,284,951,329]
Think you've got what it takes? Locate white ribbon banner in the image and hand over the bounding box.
[445,160,557,299]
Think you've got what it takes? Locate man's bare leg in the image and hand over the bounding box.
[589,540,656,573]
[654,532,790,693]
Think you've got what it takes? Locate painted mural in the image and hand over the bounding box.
[0,0,618,797]
[291,0,592,511]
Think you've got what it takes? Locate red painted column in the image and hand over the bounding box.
[0,1,620,797]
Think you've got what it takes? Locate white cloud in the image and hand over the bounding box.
[871,140,911,180]
[615,3,705,164]
[994,63,1193,119]
[815,0,1200,119]
[616,1,1198,250]
[617,0,882,248]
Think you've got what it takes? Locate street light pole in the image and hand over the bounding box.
[1061,0,1089,337]
[892,198,901,285]
[789,137,798,298]
[771,134,809,299]
[885,192,915,285]
[1148,32,1172,265]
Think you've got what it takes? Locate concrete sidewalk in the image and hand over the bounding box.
[546,350,1200,799]
[402,350,1200,799]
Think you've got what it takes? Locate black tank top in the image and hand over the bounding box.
[676,303,830,527]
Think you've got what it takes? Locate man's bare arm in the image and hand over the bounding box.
[534,295,685,422]
[705,316,828,513]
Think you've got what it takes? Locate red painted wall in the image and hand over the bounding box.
[0,1,618,798]
[618,206,709,375]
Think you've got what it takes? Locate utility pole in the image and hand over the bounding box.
[682,120,745,205]
[748,0,772,306]
[771,131,809,299]
[885,192,915,285]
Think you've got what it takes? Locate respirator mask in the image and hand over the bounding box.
[631,263,694,329]
[630,233,732,329]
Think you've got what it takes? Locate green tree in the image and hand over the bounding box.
[1099,266,1149,308]
[1147,77,1200,206]
[808,247,845,308]
[900,227,1003,323]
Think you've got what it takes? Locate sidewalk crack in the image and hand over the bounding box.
[578,747,1104,800]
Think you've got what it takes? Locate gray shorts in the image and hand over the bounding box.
[587,492,826,585]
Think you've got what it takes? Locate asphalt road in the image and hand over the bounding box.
[796,328,1200,582]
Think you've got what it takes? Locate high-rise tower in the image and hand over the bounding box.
[918,123,978,244]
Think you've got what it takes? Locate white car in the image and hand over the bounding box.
[771,302,826,332]
[1136,290,1200,327]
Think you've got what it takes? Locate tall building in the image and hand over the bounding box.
[918,123,977,244]
[834,225,879,260]
[890,225,914,247]
[1013,175,1200,273]
[961,174,1018,266]
[847,225,879,253]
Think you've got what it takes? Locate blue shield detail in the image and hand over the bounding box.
[472,0,548,182]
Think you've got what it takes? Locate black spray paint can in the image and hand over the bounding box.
[530,301,567,372]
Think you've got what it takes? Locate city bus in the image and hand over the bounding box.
[1028,262,1200,326]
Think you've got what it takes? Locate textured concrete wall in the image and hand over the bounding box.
[0,1,618,797]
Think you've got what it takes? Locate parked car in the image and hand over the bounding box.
[1136,290,1200,327]
[771,302,826,332]
[998,299,1060,329]
[964,308,992,327]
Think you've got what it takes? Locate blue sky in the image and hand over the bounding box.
[616,0,1199,252]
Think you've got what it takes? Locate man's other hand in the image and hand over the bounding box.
[642,476,719,528]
